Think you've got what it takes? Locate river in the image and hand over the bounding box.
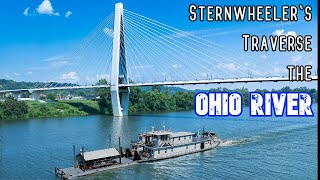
[0,105,317,179]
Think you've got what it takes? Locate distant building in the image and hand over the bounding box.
[18,98,32,101]
[84,95,99,100]
[71,96,85,100]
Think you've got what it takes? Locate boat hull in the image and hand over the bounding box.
[138,141,220,162]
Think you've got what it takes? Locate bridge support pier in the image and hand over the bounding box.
[111,87,130,116]
[110,3,130,117]
[30,91,41,101]
[10,92,20,100]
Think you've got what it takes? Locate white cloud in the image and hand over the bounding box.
[172,28,242,39]
[50,60,71,67]
[14,72,20,76]
[273,29,284,36]
[272,29,297,36]
[103,28,113,38]
[60,72,79,81]
[172,64,179,69]
[25,71,33,75]
[37,0,59,16]
[23,7,30,16]
[272,67,287,75]
[243,62,249,66]
[290,55,303,63]
[217,63,237,72]
[260,55,268,60]
[65,11,72,18]
[29,55,76,71]
[130,65,153,69]
[169,31,192,39]
[41,55,64,62]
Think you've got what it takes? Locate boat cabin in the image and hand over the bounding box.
[76,148,120,170]
[139,130,195,148]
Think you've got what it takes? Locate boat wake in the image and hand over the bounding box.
[218,122,317,148]
[219,138,255,147]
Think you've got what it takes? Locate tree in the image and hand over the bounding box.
[46,93,56,100]
[279,86,291,92]
[0,97,28,120]
[95,79,112,114]
[152,85,161,92]
[21,92,30,98]
[96,79,110,97]
[97,79,108,85]
[78,91,85,97]
[0,109,4,119]
[98,96,112,114]
[39,104,49,112]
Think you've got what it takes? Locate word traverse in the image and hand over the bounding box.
[242,34,312,52]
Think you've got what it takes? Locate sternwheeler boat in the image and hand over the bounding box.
[131,127,220,162]
[55,128,220,179]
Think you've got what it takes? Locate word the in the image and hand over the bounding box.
[250,92,313,116]
[242,34,312,52]
[287,65,312,81]
[189,5,312,22]
[195,92,242,116]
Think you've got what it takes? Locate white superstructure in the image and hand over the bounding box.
[132,128,220,161]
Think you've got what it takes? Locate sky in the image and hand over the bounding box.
[0,0,318,90]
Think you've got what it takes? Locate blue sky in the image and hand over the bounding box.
[0,0,318,90]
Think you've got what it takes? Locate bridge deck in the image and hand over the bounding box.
[0,76,317,94]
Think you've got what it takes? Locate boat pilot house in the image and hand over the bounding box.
[76,148,120,170]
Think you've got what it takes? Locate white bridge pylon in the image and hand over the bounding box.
[111,3,130,117]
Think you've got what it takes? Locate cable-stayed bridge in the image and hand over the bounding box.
[0,3,317,116]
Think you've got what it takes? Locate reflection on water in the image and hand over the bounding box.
[0,105,318,179]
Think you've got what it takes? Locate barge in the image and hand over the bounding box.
[55,128,220,179]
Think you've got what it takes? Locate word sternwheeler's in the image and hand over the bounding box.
[55,128,220,179]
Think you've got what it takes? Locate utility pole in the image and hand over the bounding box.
[73,145,77,168]
[81,147,86,171]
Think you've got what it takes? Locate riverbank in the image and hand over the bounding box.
[26,100,103,118]
[0,99,194,121]
[0,99,107,121]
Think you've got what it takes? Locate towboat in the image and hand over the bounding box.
[55,128,220,179]
[131,127,220,162]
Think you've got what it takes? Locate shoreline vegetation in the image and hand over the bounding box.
[0,79,318,121]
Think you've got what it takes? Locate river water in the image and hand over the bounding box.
[0,105,317,179]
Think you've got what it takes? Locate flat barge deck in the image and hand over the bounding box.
[56,158,137,179]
